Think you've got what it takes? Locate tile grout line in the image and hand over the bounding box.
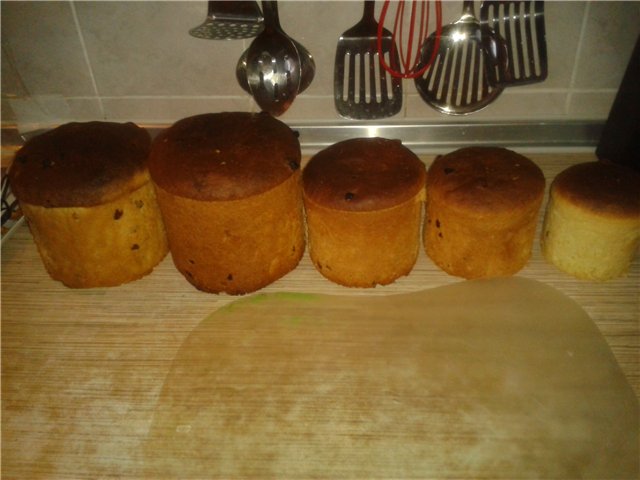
[69,0,105,119]
[566,1,591,115]
[53,87,618,103]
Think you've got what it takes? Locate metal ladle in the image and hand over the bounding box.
[243,0,302,116]
[237,38,315,95]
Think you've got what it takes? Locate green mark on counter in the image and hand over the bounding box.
[218,291,321,314]
[286,316,305,326]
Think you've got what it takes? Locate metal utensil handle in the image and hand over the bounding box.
[262,0,281,30]
[462,0,476,19]
[206,1,215,16]
[363,0,376,21]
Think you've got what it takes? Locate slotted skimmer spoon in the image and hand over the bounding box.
[414,0,506,115]
[245,0,301,116]
[189,1,264,40]
[237,38,315,95]
[480,0,547,86]
[334,0,403,120]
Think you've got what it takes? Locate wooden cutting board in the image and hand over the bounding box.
[141,277,638,478]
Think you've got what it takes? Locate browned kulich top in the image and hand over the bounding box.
[551,161,640,219]
[427,147,545,215]
[302,138,426,212]
[148,112,301,201]
[9,122,151,208]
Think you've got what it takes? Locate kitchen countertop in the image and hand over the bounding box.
[2,152,639,478]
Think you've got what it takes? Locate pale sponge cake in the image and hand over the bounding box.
[302,138,426,287]
[425,147,545,279]
[541,161,640,281]
[8,121,168,288]
[148,112,304,295]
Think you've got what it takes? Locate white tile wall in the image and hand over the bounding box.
[571,1,640,90]
[1,1,95,97]
[1,0,639,130]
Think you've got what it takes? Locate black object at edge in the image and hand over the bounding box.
[596,34,640,172]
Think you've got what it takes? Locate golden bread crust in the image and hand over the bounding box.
[424,147,545,279]
[154,174,304,294]
[22,179,168,288]
[427,147,545,217]
[9,121,150,207]
[550,161,640,219]
[302,138,426,212]
[541,161,640,281]
[302,138,426,287]
[304,193,424,287]
[148,112,301,201]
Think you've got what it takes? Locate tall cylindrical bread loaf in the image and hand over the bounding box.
[8,121,168,288]
[302,138,426,288]
[541,161,640,281]
[424,147,545,279]
[148,112,305,295]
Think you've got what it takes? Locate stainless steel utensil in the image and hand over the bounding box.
[237,38,315,95]
[480,0,547,86]
[334,0,403,120]
[245,1,301,116]
[414,0,506,115]
[189,1,264,40]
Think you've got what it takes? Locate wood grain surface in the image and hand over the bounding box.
[2,152,639,478]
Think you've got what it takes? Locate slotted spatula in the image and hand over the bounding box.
[414,0,505,115]
[480,0,547,86]
[334,0,403,120]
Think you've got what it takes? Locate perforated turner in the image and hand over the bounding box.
[334,0,403,119]
[480,0,547,86]
[413,0,505,115]
[189,1,264,40]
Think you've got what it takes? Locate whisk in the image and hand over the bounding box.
[377,0,442,79]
